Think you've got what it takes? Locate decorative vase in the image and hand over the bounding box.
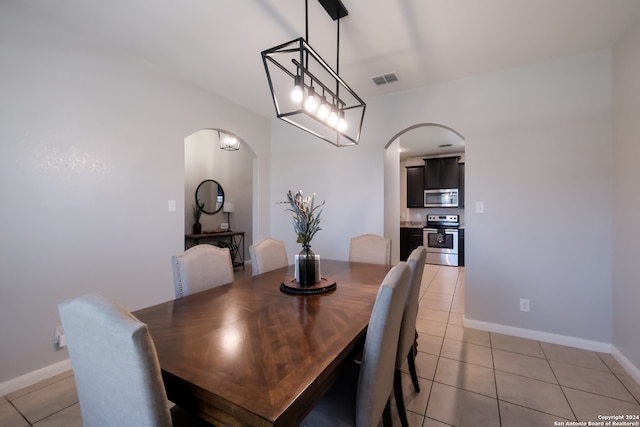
[295,247,321,286]
[192,222,202,234]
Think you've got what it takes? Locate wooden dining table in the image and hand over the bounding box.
[133,259,392,427]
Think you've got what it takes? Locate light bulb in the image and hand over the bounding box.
[291,75,303,103]
[291,85,303,103]
[337,117,347,132]
[304,88,319,112]
[317,101,330,120]
[327,109,338,127]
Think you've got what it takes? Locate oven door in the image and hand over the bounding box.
[423,228,459,266]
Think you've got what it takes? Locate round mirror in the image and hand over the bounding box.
[195,179,224,214]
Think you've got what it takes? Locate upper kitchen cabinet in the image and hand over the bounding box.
[424,156,460,189]
[406,166,425,208]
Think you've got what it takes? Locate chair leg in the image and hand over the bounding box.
[394,367,410,427]
[407,343,420,392]
[382,398,392,427]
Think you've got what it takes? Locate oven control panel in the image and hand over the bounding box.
[427,214,459,222]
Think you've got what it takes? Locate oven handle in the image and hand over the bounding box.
[424,228,459,233]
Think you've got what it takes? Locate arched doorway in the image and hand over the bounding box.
[384,123,466,264]
[183,128,256,256]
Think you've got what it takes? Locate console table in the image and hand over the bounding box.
[185,231,245,270]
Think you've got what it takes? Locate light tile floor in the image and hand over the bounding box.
[391,264,640,426]
[2,264,640,426]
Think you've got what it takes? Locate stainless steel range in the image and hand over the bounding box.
[423,214,459,266]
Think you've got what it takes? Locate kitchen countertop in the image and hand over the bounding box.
[401,221,465,229]
[400,221,425,229]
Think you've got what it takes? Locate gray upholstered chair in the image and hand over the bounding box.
[171,244,234,298]
[249,238,288,276]
[301,262,411,427]
[58,293,212,427]
[393,246,427,427]
[348,234,392,265]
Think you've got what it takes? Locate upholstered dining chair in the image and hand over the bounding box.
[301,262,411,427]
[172,244,234,298]
[58,293,212,427]
[349,234,392,265]
[249,238,288,276]
[393,246,427,427]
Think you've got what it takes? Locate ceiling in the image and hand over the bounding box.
[397,125,465,160]
[6,0,640,156]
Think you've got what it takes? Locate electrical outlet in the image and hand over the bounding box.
[519,298,530,312]
[54,325,67,349]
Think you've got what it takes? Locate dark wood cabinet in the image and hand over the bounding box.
[458,162,465,208]
[400,227,423,261]
[406,166,425,208]
[458,228,465,267]
[424,156,460,189]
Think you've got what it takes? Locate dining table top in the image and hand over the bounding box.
[133,259,392,427]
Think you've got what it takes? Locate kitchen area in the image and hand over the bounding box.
[398,125,465,266]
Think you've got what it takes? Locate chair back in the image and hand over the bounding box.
[59,293,172,427]
[349,234,392,265]
[249,238,288,276]
[172,244,234,298]
[396,246,427,366]
[356,263,410,427]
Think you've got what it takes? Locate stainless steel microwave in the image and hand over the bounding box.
[424,189,459,208]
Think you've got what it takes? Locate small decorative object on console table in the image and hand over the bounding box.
[280,190,333,294]
[192,203,203,235]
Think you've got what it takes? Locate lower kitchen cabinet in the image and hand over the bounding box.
[458,228,465,266]
[400,227,423,261]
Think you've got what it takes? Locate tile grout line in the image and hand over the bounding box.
[420,264,447,425]
[543,340,578,422]
[595,352,640,406]
[31,401,79,426]
[488,332,504,427]
[6,398,33,427]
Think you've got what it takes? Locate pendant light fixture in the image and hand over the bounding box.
[218,131,240,151]
[261,0,366,147]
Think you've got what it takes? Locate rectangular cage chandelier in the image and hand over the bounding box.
[261,0,365,147]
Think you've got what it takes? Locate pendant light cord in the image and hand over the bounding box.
[336,14,340,75]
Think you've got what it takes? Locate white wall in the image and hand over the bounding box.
[384,139,401,264]
[0,7,270,389]
[612,18,640,377]
[270,120,385,261]
[372,51,614,349]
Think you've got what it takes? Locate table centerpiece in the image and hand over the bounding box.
[282,190,324,286]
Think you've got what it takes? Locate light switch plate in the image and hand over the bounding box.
[168,200,176,212]
[475,201,485,214]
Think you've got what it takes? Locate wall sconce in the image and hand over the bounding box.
[261,0,365,147]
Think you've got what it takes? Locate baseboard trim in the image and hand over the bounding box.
[611,346,640,384]
[0,359,71,396]
[463,317,612,353]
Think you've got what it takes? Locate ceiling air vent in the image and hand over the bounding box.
[372,71,399,86]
